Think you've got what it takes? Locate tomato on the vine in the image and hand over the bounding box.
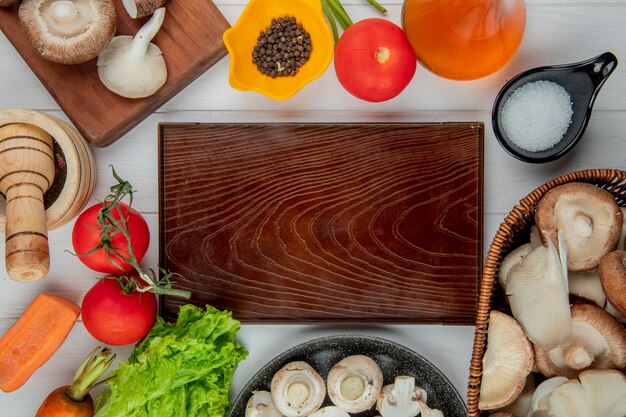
[72,202,150,274]
[81,277,157,346]
[334,18,417,102]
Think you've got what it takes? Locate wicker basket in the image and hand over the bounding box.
[466,168,626,417]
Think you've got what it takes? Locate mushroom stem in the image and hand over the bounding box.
[564,344,594,370]
[49,0,78,23]
[129,7,165,57]
[573,213,593,238]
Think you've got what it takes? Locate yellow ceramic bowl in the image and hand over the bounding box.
[223,0,334,101]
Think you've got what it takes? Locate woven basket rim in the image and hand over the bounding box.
[466,168,626,417]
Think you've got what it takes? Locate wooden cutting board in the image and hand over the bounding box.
[159,123,484,324]
[0,0,229,147]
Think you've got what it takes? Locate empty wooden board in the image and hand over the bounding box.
[0,1,229,147]
[159,123,484,323]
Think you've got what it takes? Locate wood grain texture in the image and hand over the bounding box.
[159,123,484,323]
[0,0,230,147]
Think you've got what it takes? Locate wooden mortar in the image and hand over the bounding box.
[0,109,96,280]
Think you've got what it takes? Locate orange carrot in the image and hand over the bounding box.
[0,293,80,392]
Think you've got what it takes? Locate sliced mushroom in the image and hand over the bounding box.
[376,376,425,417]
[506,232,572,350]
[479,311,534,411]
[246,391,284,417]
[534,303,626,379]
[327,355,383,413]
[19,0,116,64]
[308,407,350,417]
[526,376,568,417]
[97,7,167,98]
[122,0,165,19]
[271,361,325,417]
[535,183,622,271]
[499,243,533,291]
[548,369,626,417]
[599,250,626,317]
[569,268,606,307]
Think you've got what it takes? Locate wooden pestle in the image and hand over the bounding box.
[0,123,55,281]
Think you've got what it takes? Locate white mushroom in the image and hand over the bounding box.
[122,0,165,18]
[506,231,572,350]
[535,183,622,271]
[548,369,626,417]
[271,361,325,417]
[97,7,167,98]
[568,268,606,306]
[327,355,383,413]
[246,391,284,417]
[376,376,426,417]
[533,303,626,379]
[479,311,534,411]
[19,0,116,64]
[526,376,568,417]
[308,407,350,417]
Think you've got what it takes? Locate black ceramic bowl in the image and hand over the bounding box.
[228,335,467,417]
[493,52,618,163]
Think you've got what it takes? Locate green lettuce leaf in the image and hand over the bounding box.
[95,305,248,417]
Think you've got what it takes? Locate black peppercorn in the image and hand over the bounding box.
[252,16,313,78]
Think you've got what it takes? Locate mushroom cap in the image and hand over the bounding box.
[606,301,626,323]
[534,303,626,379]
[526,376,568,417]
[19,0,116,65]
[498,243,533,291]
[246,391,284,417]
[599,250,626,317]
[569,268,606,307]
[500,373,535,417]
[271,361,325,417]
[327,355,383,413]
[548,369,626,417]
[479,311,534,410]
[535,183,622,271]
[97,7,167,98]
[308,407,350,417]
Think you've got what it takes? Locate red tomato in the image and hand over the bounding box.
[82,277,157,346]
[334,18,417,102]
[72,202,150,274]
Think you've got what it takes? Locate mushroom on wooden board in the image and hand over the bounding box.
[271,361,325,417]
[506,232,571,350]
[122,0,164,18]
[97,7,167,98]
[535,183,622,271]
[479,311,534,411]
[548,369,626,417]
[327,355,383,413]
[534,303,626,379]
[19,0,116,64]
[599,250,626,317]
[246,391,283,417]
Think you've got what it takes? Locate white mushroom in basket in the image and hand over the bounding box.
[375,376,432,417]
[246,391,284,417]
[327,355,383,413]
[308,406,350,417]
[533,303,626,379]
[505,232,571,350]
[478,311,534,411]
[548,369,626,417]
[525,376,568,417]
[97,7,167,98]
[599,250,626,317]
[498,243,533,292]
[535,183,622,271]
[271,361,325,417]
[18,0,116,64]
[499,373,535,417]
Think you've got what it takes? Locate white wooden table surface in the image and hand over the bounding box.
[1,0,625,415]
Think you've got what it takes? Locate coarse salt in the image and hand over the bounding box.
[501,80,573,152]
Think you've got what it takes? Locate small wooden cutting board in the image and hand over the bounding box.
[159,123,483,324]
[0,0,229,147]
